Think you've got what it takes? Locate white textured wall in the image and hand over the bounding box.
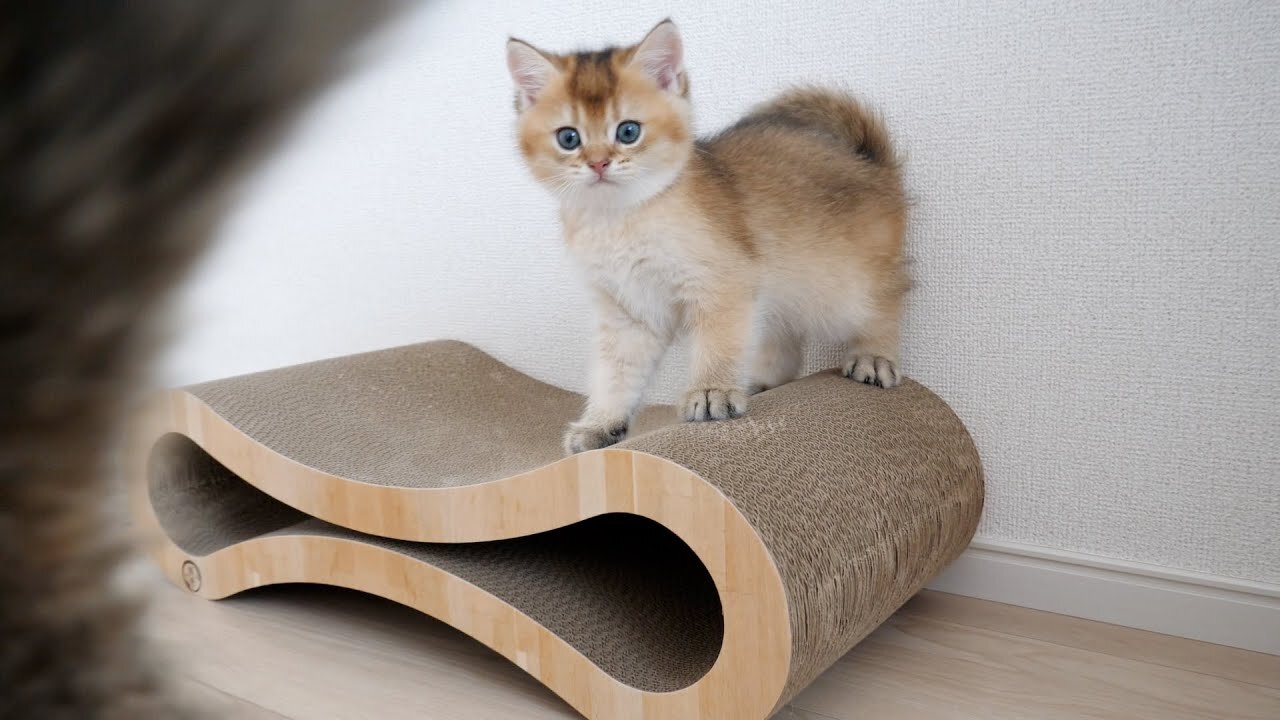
[161,2,1280,585]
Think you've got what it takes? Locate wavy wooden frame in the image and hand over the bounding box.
[129,390,791,719]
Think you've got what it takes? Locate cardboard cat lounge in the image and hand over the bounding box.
[132,340,982,720]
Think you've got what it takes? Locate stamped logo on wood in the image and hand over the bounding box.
[181,560,202,592]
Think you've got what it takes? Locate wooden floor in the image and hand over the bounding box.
[146,578,1280,720]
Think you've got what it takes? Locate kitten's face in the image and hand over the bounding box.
[508,21,691,209]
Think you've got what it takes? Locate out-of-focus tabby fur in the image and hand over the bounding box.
[507,20,909,456]
[0,3,390,717]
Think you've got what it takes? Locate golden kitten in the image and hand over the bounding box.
[507,19,908,455]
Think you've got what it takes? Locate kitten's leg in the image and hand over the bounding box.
[681,294,752,421]
[747,322,803,395]
[843,297,903,388]
[564,292,669,454]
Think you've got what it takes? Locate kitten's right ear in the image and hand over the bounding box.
[507,39,557,112]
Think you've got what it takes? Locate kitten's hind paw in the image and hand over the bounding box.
[843,355,901,388]
[680,387,748,422]
[563,421,627,455]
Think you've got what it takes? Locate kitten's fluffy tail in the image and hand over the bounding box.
[756,87,899,168]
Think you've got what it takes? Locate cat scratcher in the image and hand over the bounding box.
[128,340,983,719]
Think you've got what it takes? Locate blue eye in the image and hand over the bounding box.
[616,120,641,144]
[555,127,581,150]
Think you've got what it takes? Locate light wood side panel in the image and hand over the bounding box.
[128,391,794,720]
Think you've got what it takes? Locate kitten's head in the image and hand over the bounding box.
[506,20,691,209]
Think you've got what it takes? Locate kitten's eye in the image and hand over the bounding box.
[555,127,581,150]
[616,121,642,144]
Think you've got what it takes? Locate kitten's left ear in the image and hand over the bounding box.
[630,19,685,94]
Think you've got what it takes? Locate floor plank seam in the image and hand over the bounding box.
[894,607,1280,692]
[889,612,1280,698]
[182,675,291,719]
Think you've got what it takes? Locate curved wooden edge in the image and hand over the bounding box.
[127,390,794,720]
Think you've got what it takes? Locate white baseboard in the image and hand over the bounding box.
[926,538,1280,656]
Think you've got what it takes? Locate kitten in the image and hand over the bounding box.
[506,19,909,455]
[0,3,389,717]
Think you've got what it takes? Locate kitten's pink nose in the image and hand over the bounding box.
[589,158,611,177]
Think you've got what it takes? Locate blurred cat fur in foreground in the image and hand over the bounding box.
[0,2,393,717]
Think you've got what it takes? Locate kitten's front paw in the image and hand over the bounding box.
[563,421,627,455]
[679,387,748,422]
[843,355,901,388]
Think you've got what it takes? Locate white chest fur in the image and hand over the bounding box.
[563,210,703,333]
